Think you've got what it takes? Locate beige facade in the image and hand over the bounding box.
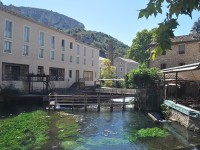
[0,6,99,92]
[149,34,200,69]
[114,57,139,78]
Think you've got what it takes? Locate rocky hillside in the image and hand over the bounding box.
[66,28,129,57]
[6,5,85,30]
[4,4,129,57]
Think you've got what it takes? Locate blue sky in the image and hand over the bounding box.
[2,0,200,46]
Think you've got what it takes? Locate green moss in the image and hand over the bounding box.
[137,127,169,138]
[128,127,169,142]
[0,110,49,150]
[56,113,80,141]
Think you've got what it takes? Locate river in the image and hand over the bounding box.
[1,103,200,150]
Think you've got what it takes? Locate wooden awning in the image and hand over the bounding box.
[161,62,200,81]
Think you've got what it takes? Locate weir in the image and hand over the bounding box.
[47,94,135,112]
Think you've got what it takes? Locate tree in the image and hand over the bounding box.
[126,29,156,64]
[99,59,116,87]
[191,17,200,32]
[138,0,200,59]
[125,64,161,89]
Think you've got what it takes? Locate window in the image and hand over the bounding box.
[77,57,79,64]
[77,45,80,55]
[49,67,65,81]
[61,39,65,51]
[120,67,123,72]
[39,31,45,46]
[22,45,29,56]
[91,60,94,66]
[179,62,185,66]
[4,20,12,38]
[3,41,12,53]
[50,51,55,60]
[70,55,73,62]
[51,36,55,49]
[70,42,73,49]
[84,47,86,56]
[178,44,185,54]
[84,58,86,65]
[2,63,29,81]
[83,71,93,81]
[92,49,94,58]
[61,54,65,61]
[38,48,44,58]
[37,66,44,75]
[69,70,72,78]
[23,26,30,42]
[160,63,166,69]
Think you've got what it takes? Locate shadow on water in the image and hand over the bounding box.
[0,97,44,118]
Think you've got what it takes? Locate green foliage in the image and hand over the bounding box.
[66,28,129,58]
[0,110,49,150]
[161,104,171,120]
[0,83,20,96]
[126,29,156,63]
[137,127,169,138]
[125,64,161,88]
[56,112,81,149]
[138,0,198,58]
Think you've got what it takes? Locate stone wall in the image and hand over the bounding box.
[170,108,200,132]
[150,41,200,69]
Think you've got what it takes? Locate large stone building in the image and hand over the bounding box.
[149,34,200,69]
[114,57,139,78]
[0,6,99,92]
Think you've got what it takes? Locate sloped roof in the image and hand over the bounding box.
[161,63,200,81]
[117,57,139,64]
[150,34,200,46]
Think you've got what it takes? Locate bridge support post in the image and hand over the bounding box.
[72,95,74,112]
[122,94,126,111]
[110,94,113,112]
[97,94,100,112]
[84,94,87,112]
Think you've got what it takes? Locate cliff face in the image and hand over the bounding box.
[7,5,85,30]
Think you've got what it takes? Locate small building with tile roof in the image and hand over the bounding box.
[113,57,139,79]
[149,33,200,69]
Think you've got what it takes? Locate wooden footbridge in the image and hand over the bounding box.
[48,93,135,112]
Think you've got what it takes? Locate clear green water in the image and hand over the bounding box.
[65,109,200,150]
[1,103,200,150]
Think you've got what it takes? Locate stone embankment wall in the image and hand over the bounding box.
[170,109,200,132]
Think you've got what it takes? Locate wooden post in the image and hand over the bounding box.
[163,73,166,99]
[84,94,87,112]
[72,95,74,112]
[175,72,178,103]
[110,93,113,112]
[122,94,126,111]
[97,93,100,112]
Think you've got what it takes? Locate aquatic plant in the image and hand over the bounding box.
[56,112,82,149]
[0,110,49,150]
[137,127,169,138]
[128,127,169,142]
